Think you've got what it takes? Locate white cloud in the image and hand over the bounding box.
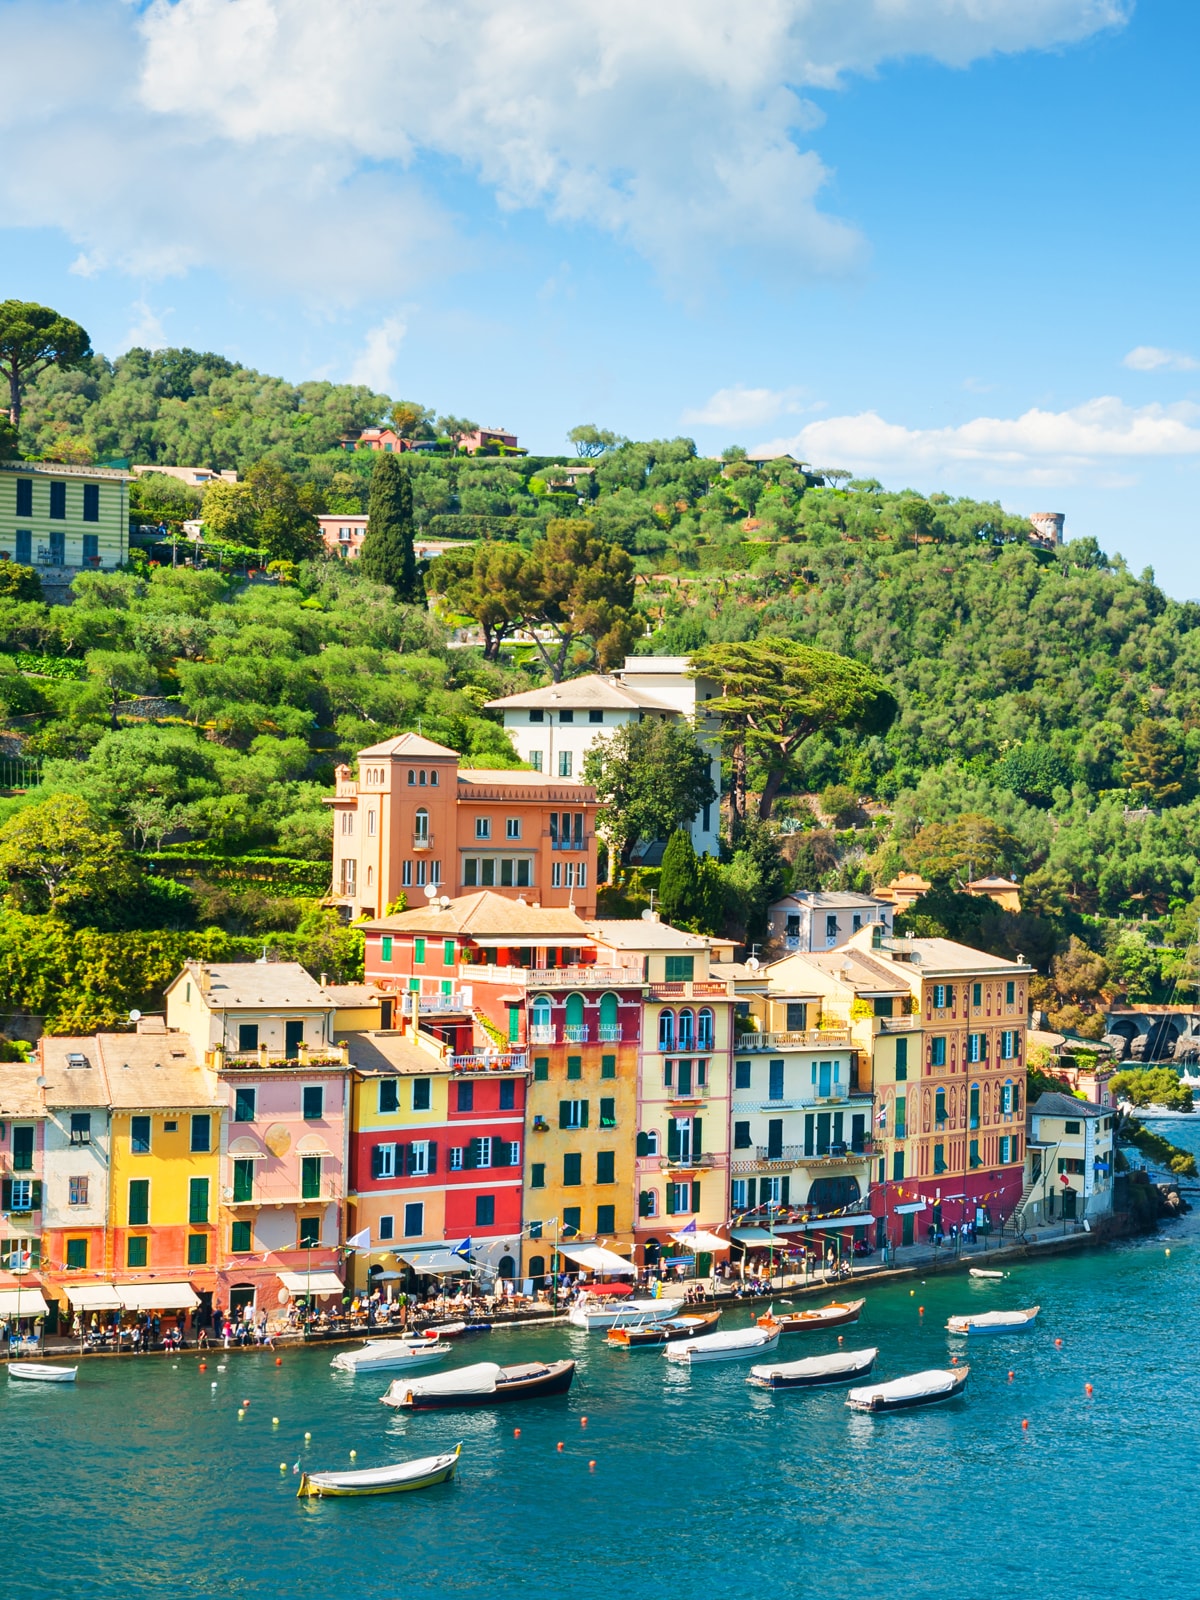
[349,316,407,392]
[682,384,807,429]
[0,0,1128,299]
[757,396,1200,486]
[122,298,171,351]
[1123,345,1199,373]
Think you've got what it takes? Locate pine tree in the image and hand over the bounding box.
[360,453,420,602]
[658,828,701,927]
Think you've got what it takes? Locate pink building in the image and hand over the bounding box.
[318,514,368,560]
[164,963,352,1319]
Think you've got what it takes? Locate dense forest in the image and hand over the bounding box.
[2,344,1199,1036]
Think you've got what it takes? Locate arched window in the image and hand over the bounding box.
[407,769,415,786]
[419,769,427,786]
[599,993,619,1040]
[531,996,552,1038]
[565,993,586,1041]
[697,1008,714,1050]
[430,770,439,786]
[414,808,429,843]
[658,1010,675,1052]
[677,1009,695,1050]
[643,1232,662,1258]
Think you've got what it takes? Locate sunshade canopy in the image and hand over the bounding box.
[64,1284,123,1310]
[0,1288,49,1317]
[394,1250,473,1276]
[278,1270,345,1297]
[117,1282,200,1311]
[559,1245,635,1275]
[670,1230,730,1252]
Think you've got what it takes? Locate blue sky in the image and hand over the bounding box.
[3,0,1198,591]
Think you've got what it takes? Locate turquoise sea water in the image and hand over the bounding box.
[5,1150,1199,1600]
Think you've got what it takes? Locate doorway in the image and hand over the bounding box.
[229,1285,255,1320]
[285,1020,304,1057]
[901,1211,914,1247]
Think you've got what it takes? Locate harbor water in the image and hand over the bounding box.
[5,1169,1198,1599]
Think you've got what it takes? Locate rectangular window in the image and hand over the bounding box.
[84,531,99,560]
[595,1204,616,1235]
[187,1233,208,1266]
[444,939,456,965]
[529,708,544,723]
[231,1220,252,1253]
[475,817,491,840]
[301,1156,322,1200]
[894,1097,906,1138]
[530,751,543,771]
[596,1150,615,1184]
[892,1150,905,1181]
[999,1135,1011,1164]
[972,982,982,1007]
[188,1176,209,1224]
[234,1088,256,1123]
[566,1055,582,1081]
[560,1100,588,1129]
[379,1078,399,1114]
[930,1037,946,1067]
[302,1085,323,1122]
[933,1143,947,1175]
[768,1059,785,1100]
[563,1152,582,1186]
[966,1033,982,1063]
[190,1113,211,1152]
[664,956,695,982]
[412,1078,431,1111]
[378,1215,395,1242]
[558,751,573,777]
[456,1081,474,1112]
[414,937,426,964]
[381,935,393,962]
[1064,1119,1081,1134]
[733,1120,752,1150]
[559,709,574,724]
[562,1206,582,1236]
[589,709,604,724]
[69,1112,91,1145]
[506,818,521,840]
[68,1175,89,1206]
[232,1159,255,1202]
[601,1054,616,1079]
[15,478,32,517]
[404,1201,424,1238]
[499,1078,516,1110]
[128,1179,149,1226]
[475,1195,495,1228]
[49,480,66,519]
[449,1147,464,1170]
[969,1138,980,1168]
[238,1023,259,1051]
[66,1237,88,1269]
[402,860,413,887]
[471,1136,493,1169]
[935,1088,947,1126]
[1000,1031,1017,1060]
[1006,981,1015,1005]
[299,1217,320,1248]
[735,1060,751,1090]
[826,914,839,942]
[599,1097,616,1128]
[785,1003,808,1030]
[127,1236,148,1268]
[533,1057,549,1082]
[531,1163,546,1189]
[367,809,377,836]
[130,1116,151,1154]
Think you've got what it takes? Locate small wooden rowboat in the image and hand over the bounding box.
[7,1363,77,1383]
[759,1299,864,1334]
[749,1346,878,1391]
[846,1365,969,1413]
[297,1444,461,1498]
[607,1313,719,1349]
[946,1306,1039,1337]
[382,1359,575,1410]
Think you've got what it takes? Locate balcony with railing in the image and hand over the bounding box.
[564,1025,589,1043]
[225,1176,342,1207]
[412,831,432,851]
[529,1026,556,1044]
[449,1052,528,1073]
[730,1139,875,1175]
[877,1015,918,1032]
[736,1028,852,1051]
[465,963,642,990]
[649,980,732,1000]
[598,1024,622,1042]
[655,1152,716,1171]
[667,1081,711,1102]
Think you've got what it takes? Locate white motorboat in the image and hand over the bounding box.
[749,1347,878,1390]
[664,1322,781,1364]
[946,1306,1039,1337]
[847,1366,970,1412]
[968,1269,1006,1280]
[330,1337,448,1374]
[7,1362,77,1383]
[566,1297,684,1331]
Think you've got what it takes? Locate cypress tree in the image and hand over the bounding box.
[360,453,421,602]
[658,828,701,927]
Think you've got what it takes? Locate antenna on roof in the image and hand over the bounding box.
[256,945,269,964]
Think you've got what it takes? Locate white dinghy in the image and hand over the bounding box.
[8,1363,77,1383]
[748,1347,878,1391]
[664,1323,781,1364]
[330,1338,447,1374]
[946,1306,1039,1337]
[847,1365,969,1413]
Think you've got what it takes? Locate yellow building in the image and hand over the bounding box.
[100,1023,221,1318]
[0,460,129,572]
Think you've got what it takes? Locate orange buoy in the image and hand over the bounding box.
[837,1335,844,1345]
[1055,1338,1063,1348]
[951,1355,958,1365]
[199,1362,207,1372]
[588,1460,596,1471]
[1008,1371,1014,1381]
[581,1416,588,1427]
[275,1357,282,1366]
[556,1442,564,1453]
[1085,1383,1093,1395]
[918,1306,924,1315]
[1021,1419,1029,1430]
[513,1428,521,1438]
[242,1399,250,1406]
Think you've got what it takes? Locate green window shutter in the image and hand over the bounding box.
[566,1056,582,1080]
[563,1152,582,1187]
[188,1177,209,1224]
[231,1220,252,1253]
[579,1100,589,1128]
[635,1131,650,1157]
[780,1176,789,1206]
[233,1160,254,1203]
[127,1236,147,1268]
[665,1186,677,1216]
[31,1180,42,1211]
[301,1156,322,1199]
[0,1180,10,1209]
[601,1055,616,1079]
[596,1204,615,1235]
[596,1151,615,1184]
[599,1097,615,1127]
[638,1190,653,1217]
[565,993,584,1027]
[414,937,425,964]
[692,1117,702,1157]
[444,940,455,965]
[531,1163,545,1189]
[534,1058,549,1081]
[381,935,393,962]
[187,1233,208,1265]
[691,1180,702,1213]
[667,1120,681,1162]
[895,1037,907,1075]
[128,1179,149,1226]
[559,1100,570,1129]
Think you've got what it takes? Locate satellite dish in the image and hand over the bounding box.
[129,1009,142,1022]
[641,908,656,921]
[745,956,761,971]
[423,883,438,900]
[277,1288,290,1305]
[222,1187,234,1200]
[439,895,452,910]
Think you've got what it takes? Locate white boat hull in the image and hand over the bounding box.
[7,1363,77,1383]
[331,1340,447,1374]
[566,1298,684,1330]
[665,1326,781,1364]
[946,1306,1039,1337]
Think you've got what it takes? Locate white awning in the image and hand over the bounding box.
[669,1230,730,1252]
[894,1200,926,1215]
[0,1288,49,1317]
[559,1245,635,1276]
[278,1270,345,1298]
[394,1250,474,1276]
[117,1282,200,1311]
[773,1213,875,1233]
[64,1284,123,1310]
[730,1228,777,1245]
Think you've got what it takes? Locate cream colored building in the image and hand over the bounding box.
[0,460,129,572]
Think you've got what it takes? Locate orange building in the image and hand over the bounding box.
[326,732,598,920]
